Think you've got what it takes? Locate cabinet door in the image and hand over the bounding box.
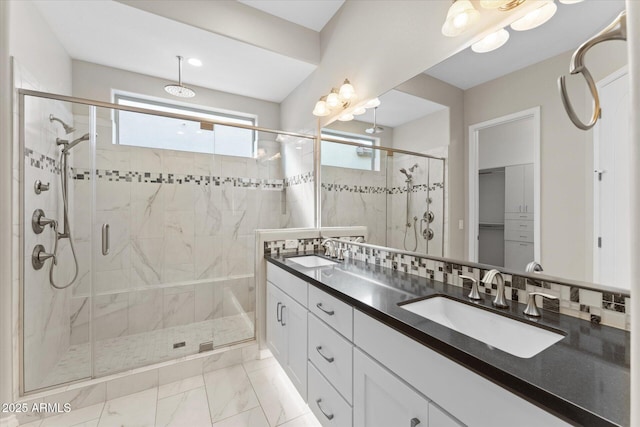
[429,403,463,427]
[504,165,524,213]
[523,163,534,213]
[266,282,286,364]
[504,240,534,271]
[282,292,308,401]
[354,349,428,427]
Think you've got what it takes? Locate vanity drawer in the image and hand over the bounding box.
[505,219,533,231]
[309,313,354,403]
[309,285,353,340]
[505,229,533,243]
[267,263,308,307]
[505,212,533,221]
[308,362,353,427]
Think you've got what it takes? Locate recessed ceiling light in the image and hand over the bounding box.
[188,58,202,67]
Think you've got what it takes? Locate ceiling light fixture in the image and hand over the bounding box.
[441,0,480,37]
[558,0,583,3]
[164,56,195,98]
[364,98,381,109]
[312,96,331,117]
[510,1,558,31]
[472,28,510,53]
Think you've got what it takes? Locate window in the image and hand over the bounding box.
[321,130,378,171]
[114,94,257,158]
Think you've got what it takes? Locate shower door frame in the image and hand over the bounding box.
[17,89,318,396]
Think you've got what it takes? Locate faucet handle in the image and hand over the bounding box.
[460,275,481,301]
[524,292,558,317]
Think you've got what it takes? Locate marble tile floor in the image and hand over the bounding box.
[20,356,321,427]
[39,313,255,390]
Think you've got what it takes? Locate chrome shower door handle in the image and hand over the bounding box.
[101,224,110,255]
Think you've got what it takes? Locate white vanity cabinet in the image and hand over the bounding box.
[266,265,308,400]
[354,310,571,427]
[505,163,534,213]
[354,348,430,427]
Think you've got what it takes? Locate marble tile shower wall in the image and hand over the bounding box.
[22,95,81,391]
[67,116,286,348]
[321,165,387,246]
[347,245,631,331]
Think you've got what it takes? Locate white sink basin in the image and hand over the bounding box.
[288,256,337,268]
[400,296,564,358]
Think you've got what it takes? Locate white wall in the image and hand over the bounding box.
[393,108,449,153]
[478,117,534,170]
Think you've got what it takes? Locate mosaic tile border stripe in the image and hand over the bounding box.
[320,182,445,194]
[345,244,630,331]
[265,238,630,331]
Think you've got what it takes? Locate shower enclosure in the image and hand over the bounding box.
[321,139,445,256]
[20,90,314,393]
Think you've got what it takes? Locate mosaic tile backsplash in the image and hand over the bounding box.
[265,239,631,331]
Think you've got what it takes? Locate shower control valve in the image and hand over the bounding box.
[32,244,56,270]
[32,209,58,234]
[34,180,50,194]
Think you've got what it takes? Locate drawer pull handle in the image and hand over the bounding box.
[316,302,335,316]
[316,398,334,420]
[316,346,335,363]
[280,305,286,326]
[276,302,282,323]
[410,418,421,427]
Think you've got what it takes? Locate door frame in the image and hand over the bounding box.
[467,107,541,263]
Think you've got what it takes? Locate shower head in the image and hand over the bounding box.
[365,107,384,134]
[49,114,75,134]
[165,56,195,98]
[400,168,412,180]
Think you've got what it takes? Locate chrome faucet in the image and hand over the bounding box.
[482,269,508,308]
[321,239,337,258]
[460,275,481,301]
[525,261,543,273]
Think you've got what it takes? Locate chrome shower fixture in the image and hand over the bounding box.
[165,56,196,98]
[365,107,384,134]
[57,133,90,154]
[399,164,418,180]
[49,114,75,134]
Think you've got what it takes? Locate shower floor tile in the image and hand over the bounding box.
[39,312,254,389]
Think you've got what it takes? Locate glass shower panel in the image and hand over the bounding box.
[427,158,446,257]
[320,141,389,246]
[91,105,261,377]
[22,95,93,392]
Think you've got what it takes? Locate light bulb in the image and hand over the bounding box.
[510,1,557,31]
[339,79,355,100]
[312,100,330,117]
[441,0,479,37]
[326,91,340,108]
[471,28,510,53]
[364,98,381,108]
[338,113,354,122]
[353,107,366,115]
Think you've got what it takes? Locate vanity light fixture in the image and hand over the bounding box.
[480,0,526,11]
[472,28,510,53]
[558,0,583,3]
[441,0,480,37]
[510,0,558,31]
[313,78,380,120]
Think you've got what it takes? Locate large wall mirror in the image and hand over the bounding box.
[326,0,629,291]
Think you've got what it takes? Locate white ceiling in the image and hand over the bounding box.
[426,0,626,89]
[33,0,317,103]
[238,0,345,32]
[357,90,447,128]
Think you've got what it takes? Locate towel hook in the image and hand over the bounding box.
[558,11,626,130]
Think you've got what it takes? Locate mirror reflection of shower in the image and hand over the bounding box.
[401,164,419,251]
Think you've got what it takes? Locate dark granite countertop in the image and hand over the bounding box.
[266,253,630,427]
